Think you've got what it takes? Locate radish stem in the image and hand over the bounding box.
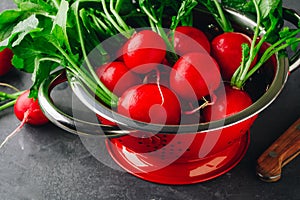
[0,99,17,111]
[0,83,20,92]
[212,0,233,32]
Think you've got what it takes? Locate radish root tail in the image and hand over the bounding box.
[0,111,28,148]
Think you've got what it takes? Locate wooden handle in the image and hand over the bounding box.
[256,118,300,182]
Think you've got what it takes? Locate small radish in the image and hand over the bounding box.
[172,26,211,55]
[122,30,166,74]
[169,52,221,101]
[211,32,257,80]
[96,61,142,96]
[202,85,258,149]
[0,90,49,148]
[13,90,49,125]
[117,83,181,125]
[202,85,257,136]
[0,48,14,76]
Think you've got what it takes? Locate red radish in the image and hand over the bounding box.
[96,61,142,96]
[202,85,257,150]
[0,90,49,148]
[172,26,211,55]
[202,85,257,134]
[0,48,14,76]
[117,84,181,125]
[211,32,257,80]
[14,90,49,125]
[169,52,221,101]
[122,30,166,74]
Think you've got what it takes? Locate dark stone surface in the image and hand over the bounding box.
[1,0,300,199]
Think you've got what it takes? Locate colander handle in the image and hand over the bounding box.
[283,8,300,72]
[256,118,300,182]
[38,69,129,137]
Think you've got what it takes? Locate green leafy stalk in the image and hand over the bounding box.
[231,0,261,88]
[231,0,300,88]
[0,90,23,100]
[0,0,125,106]
[100,0,133,38]
[138,0,177,62]
[139,0,198,64]
[245,30,300,81]
[212,0,233,32]
[231,43,250,85]
[199,0,234,32]
[138,0,161,32]
[169,0,198,30]
[0,89,25,112]
[51,0,72,54]
[0,99,17,112]
[73,0,118,106]
[50,36,116,106]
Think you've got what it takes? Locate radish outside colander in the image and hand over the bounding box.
[38,8,300,184]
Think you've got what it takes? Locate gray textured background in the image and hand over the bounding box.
[0,0,300,199]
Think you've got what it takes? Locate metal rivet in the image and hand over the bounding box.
[269,151,278,158]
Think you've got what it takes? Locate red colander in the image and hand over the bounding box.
[38,8,300,184]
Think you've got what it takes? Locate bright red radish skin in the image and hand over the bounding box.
[122,30,166,74]
[117,84,181,125]
[172,26,211,54]
[170,52,221,101]
[14,90,49,125]
[0,48,14,76]
[211,32,257,80]
[96,61,142,96]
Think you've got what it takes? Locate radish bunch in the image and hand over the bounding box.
[96,27,256,128]
[0,0,297,151]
